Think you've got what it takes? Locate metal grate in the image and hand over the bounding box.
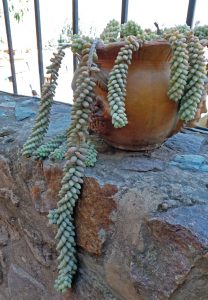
[1,0,197,95]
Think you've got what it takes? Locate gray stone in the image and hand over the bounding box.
[0,225,9,246]
[170,154,208,172]
[8,264,46,300]
[154,205,208,245]
[120,157,165,172]
[0,92,207,300]
[47,103,72,137]
[172,154,205,165]
[201,164,208,172]
[0,102,16,109]
[130,205,208,300]
[15,99,39,121]
[164,132,205,154]
[0,111,6,117]
[0,128,16,138]
[0,266,3,285]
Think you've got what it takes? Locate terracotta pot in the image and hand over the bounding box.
[90,40,181,150]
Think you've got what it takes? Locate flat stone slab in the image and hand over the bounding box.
[164,132,205,154]
[15,98,39,121]
[170,154,208,172]
[153,205,208,246]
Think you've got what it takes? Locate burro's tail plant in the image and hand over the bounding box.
[22,20,208,293]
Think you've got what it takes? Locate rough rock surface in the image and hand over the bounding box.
[0,91,208,300]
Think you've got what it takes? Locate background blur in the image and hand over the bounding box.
[0,0,207,103]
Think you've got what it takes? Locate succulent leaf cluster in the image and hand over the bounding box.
[48,138,97,166]
[22,48,65,156]
[121,20,143,37]
[85,140,97,167]
[50,142,68,161]
[49,142,86,292]
[108,36,140,128]
[164,28,207,121]
[100,19,120,42]
[194,25,208,40]
[47,41,99,293]
[71,34,94,54]
[179,33,207,121]
[34,131,67,159]
[164,30,189,102]
[138,29,159,41]
[163,24,191,35]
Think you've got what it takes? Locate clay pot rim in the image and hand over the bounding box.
[96,39,170,52]
[96,39,172,62]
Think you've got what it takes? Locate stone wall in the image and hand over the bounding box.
[0,92,208,300]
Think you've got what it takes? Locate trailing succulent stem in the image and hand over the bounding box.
[164,30,189,102]
[22,47,66,156]
[34,131,67,159]
[164,28,207,122]
[49,139,97,166]
[85,140,97,167]
[48,41,99,293]
[107,36,140,128]
[179,32,207,121]
[100,19,120,42]
[50,142,68,161]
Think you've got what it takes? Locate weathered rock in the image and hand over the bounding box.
[0,225,9,247]
[130,205,208,300]
[15,98,39,121]
[0,91,207,300]
[0,188,19,206]
[76,178,117,255]
[8,264,46,300]
[170,154,208,172]
[0,128,16,138]
[164,132,205,154]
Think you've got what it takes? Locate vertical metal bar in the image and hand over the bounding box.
[121,0,128,24]
[186,0,197,28]
[2,0,17,94]
[34,0,44,91]
[72,0,78,71]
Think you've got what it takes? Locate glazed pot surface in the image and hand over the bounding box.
[90,40,180,150]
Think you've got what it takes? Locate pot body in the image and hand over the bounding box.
[90,40,180,150]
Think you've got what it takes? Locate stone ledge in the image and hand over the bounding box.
[0,91,208,300]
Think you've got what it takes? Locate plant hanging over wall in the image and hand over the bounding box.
[22,20,208,293]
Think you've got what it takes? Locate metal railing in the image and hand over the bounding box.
[2,0,197,95]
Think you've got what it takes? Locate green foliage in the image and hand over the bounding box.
[179,33,206,121]
[34,132,67,159]
[22,48,66,157]
[194,25,208,40]
[138,28,159,41]
[108,36,140,128]
[50,143,68,161]
[58,24,73,45]
[49,41,98,293]
[85,140,97,167]
[100,19,120,42]
[164,28,207,121]
[164,30,189,102]
[121,20,143,37]
[71,34,94,54]
[8,0,29,23]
